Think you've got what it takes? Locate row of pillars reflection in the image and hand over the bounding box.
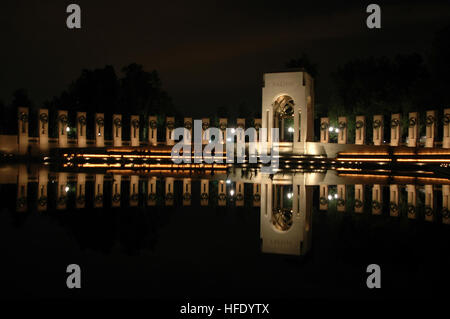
[319,184,450,223]
[320,110,450,147]
[16,169,262,212]
[16,107,261,154]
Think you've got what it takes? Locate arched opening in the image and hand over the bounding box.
[273,95,296,142]
[271,184,294,232]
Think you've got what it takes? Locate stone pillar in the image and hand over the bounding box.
[38,109,49,153]
[113,114,122,147]
[319,117,329,143]
[184,117,193,143]
[94,174,104,208]
[442,185,450,225]
[202,118,210,145]
[200,179,209,206]
[254,119,262,143]
[37,167,48,212]
[129,175,139,207]
[337,184,346,212]
[219,118,228,144]
[148,116,158,146]
[95,113,105,147]
[355,116,365,145]
[407,184,417,219]
[166,117,175,146]
[76,173,86,209]
[16,165,28,212]
[253,183,261,207]
[147,177,157,206]
[354,184,364,213]
[236,118,245,145]
[218,180,226,206]
[236,181,244,207]
[408,112,419,147]
[319,184,328,210]
[389,184,399,217]
[424,185,435,222]
[425,110,436,148]
[443,109,450,149]
[56,172,68,210]
[165,177,174,206]
[372,184,383,215]
[77,112,87,148]
[337,117,347,144]
[373,115,383,146]
[390,113,401,147]
[182,178,192,206]
[57,110,68,148]
[112,174,122,207]
[130,115,140,147]
[18,107,29,155]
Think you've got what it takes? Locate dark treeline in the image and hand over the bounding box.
[1,25,449,142]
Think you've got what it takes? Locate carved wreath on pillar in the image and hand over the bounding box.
[202,122,209,131]
[237,122,245,129]
[442,207,449,218]
[408,117,417,127]
[407,204,416,215]
[390,119,400,128]
[182,192,192,201]
[338,121,346,130]
[320,122,329,131]
[113,117,122,127]
[389,202,398,212]
[39,113,48,133]
[149,120,157,130]
[166,121,174,131]
[372,200,381,210]
[253,193,261,202]
[131,119,140,128]
[148,193,157,201]
[254,122,262,130]
[443,114,450,125]
[354,199,363,209]
[425,205,434,216]
[373,119,382,129]
[426,115,435,127]
[184,121,192,130]
[96,117,104,135]
[218,193,227,201]
[165,192,174,201]
[219,122,227,131]
[200,192,209,200]
[355,120,364,129]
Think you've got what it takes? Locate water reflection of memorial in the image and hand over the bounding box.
[4,164,450,257]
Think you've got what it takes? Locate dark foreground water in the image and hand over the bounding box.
[1,165,450,301]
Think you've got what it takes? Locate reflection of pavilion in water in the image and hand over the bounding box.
[5,164,450,257]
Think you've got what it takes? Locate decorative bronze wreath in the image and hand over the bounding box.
[442,207,449,218]
[219,122,227,131]
[58,114,68,124]
[182,192,192,201]
[372,200,381,210]
[443,114,450,125]
[407,204,416,214]
[390,119,400,128]
[165,192,174,201]
[149,120,157,129]
[112,193,121,203]
[218,193,227,201]
[237,123,245,129]
[17,197,26,208]
[113,117,122,127]
[355,120,364,129]
[166,121,174,131]
[425,205,434,216]
[320,196,328,205]
[408,117,417,127]
[131,119,140,128]
[338,121,346,130]
[78,115,86,126]
[253,193,261,202]
[337,198,346,207]
[320,122,329,131]
[389,202,398,212]
[18,112,28,122]
[38,196,47,207]
[202,122,209,131]
[148,193,157,201]
[373,119,382,129]
[39,113,48,124]
[271,208,293,231]
[254,123,262,130]
[94,194,103,203]
[130,193,139,202]
[200,192,209,200]
[236,193,244,201]
[426,115,435,127]
[184,121,192,130]
[355,199,363,208]
[76,195,85,205]
[57,195,67,205]
[96,117,104,127]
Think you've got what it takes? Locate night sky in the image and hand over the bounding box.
[1,0,450,116]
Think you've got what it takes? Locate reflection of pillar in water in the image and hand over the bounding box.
[37,167,48,212]
[354,184,364,213]
[165,177,174,206]
[94,174,104,208]
[16,165,28,212]
[319,184,328,211]
[218,180,226,206]
[319,117,329,143]
[337,184,346,212]
[372,184,383,215]
[372,115,383,146]
[236,181,244,207]
[200,179,209,206]
[407,184,417,219]
[390,113,401,146]
[75,173,86,209]
[56,172,68,210]
[355,116,365,145]
[130,175,139,207]
[442,185,450,225]
[253,183,261,207]
[260,180,313,256]
[112,174,122,207]
[182,178,191,206]
[424,185,435,222]
[389,184,399,217]
[147,177,157,206]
